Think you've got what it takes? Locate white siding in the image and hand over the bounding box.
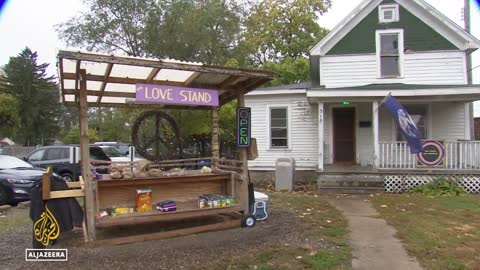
[356,103,374,166]
[245,94,470,171]
[431,102,468,140]
[245,94,319,170]
[320,51,466,88]
[379,106,394,141]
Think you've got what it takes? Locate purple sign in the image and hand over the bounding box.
[136,84,219,106]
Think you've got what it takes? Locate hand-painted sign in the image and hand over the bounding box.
[416,140,446,167]
[136,84,219,106]
[237,107,251,147]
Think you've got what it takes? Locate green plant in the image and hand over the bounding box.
[411,177,465,196]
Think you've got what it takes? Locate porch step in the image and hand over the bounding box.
[317,173,385,194]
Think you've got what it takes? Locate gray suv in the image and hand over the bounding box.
[24,145,111,181]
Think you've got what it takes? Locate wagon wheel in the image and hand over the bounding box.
[131,111,180,162]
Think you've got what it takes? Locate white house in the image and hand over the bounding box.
[245,0,480,193]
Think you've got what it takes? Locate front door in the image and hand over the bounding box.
[333,108,356,164]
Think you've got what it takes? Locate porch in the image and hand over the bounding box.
[317,141,480,194]
[308,85,480,194]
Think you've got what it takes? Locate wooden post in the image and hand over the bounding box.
[211,107,220,169]
[237,93,249,214]
[79,69,96,241]
[318,102,324,171]
[372,101,380,169]
[41,172,51,200]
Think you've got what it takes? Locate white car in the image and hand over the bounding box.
[98,146,143,162]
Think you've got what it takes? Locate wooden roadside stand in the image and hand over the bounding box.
[41,50,273,246]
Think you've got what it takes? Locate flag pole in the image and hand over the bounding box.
[375,91,392,112]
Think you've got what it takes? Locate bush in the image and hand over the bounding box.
[411,177,465,196]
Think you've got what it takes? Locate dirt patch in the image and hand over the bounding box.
[250,171,318,187]
[0,204,317,270]
[251,172,318,194]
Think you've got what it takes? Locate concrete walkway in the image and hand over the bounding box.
[324,195,423,270]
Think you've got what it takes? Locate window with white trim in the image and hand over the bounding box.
[270,107,288,148]
[379,4,399,23]
[396,105,427,141]
[376,29,404,78]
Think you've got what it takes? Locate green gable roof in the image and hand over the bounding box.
[327,0,458,55]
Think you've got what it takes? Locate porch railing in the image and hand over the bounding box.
[378,141,480,170]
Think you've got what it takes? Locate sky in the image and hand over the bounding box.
[0,0,479,111]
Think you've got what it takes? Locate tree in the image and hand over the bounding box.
[88,108,142,143]
[0,93,19,137]
[2,48,62,145]
[146,0,243,64]
[242,0,330,64]
[262,57,311,85]
[57,0,160,57]
[240,0,331,85]
[63,126,99,144]
[57,0,244,64]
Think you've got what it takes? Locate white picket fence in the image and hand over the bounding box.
[378,141,480,170]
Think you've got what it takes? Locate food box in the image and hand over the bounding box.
[111,207,134,216]
[136,188,152,212]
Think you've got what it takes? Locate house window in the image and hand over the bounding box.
[396,105,427,141]
[376,29,404,78]
[379,4,399,23]
[270,107,288,148]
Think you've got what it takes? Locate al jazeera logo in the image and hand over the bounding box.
[25,204,68,261]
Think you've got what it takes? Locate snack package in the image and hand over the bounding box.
[156,200,176,212]
[111,207,134,216]
[136,188,152,212]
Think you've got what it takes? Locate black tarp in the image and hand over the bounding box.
[29,175,84,248]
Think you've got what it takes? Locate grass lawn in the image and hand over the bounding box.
[209,192,351,270]
[0,207,31,233]
[370,193,480,270]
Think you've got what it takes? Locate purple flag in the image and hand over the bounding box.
[383,96,424,154]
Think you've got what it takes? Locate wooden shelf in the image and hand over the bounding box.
[96,201,242,228]
[97,173,229,188]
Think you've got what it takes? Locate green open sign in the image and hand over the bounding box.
[237,107,251,147]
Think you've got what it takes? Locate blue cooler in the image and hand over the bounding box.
[253,191,269,220]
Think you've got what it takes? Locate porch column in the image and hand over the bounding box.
[318,102,324,171]
[372,101,380,169]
